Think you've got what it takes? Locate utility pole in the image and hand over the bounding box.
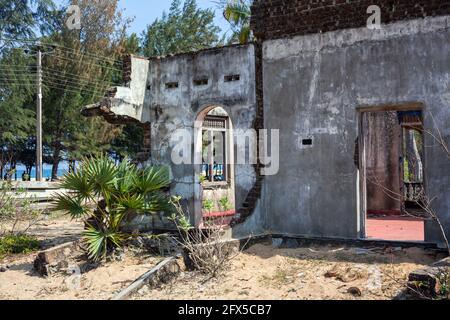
[36,47,43,182]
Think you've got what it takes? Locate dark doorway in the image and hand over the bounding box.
[360,107,425,241]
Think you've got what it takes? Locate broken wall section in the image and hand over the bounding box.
[132,44,261,232]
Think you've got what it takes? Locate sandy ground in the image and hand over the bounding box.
[1,213,84,250]
[0,251,162,300]
[27,215,84,249]
[134,242,444,300]
[0,215,163,300]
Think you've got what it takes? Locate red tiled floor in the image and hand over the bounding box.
[366,217,425,242]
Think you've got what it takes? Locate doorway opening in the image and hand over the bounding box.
[359,106,426,241]
[196,106,236,227]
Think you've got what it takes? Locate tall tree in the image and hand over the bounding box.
[0,0,56,49]
[0,0,55,177]
[0,48,36,177]
[41,0,131,180]
[141,0,221,57]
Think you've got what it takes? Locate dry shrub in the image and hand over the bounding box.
[169,196,243,278]
[0,180,43,236]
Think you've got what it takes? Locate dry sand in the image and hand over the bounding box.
[0,252,161,300]
[134,242,444,300]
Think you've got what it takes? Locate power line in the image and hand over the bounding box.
[0,70,117,88]
[0,37,124,65]
[42,71,116,89]
[42,53,123,73]
[0,80,108,97]
[0,65,36,69]
[0,76,110,91]
[0,79,112,98]
[42,69,120,85]
[42,76,109,92]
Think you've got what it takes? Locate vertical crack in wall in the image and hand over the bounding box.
[231,41,265,227]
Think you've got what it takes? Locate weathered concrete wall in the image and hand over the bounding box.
[82,57,149,124]
[262,16,450,244]
[143,45,258,228]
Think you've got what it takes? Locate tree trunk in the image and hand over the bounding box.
[51,146,61,181]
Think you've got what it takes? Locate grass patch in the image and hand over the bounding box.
[0,235,40,259]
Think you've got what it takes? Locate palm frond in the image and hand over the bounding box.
[115,159,138,194]
[83,224,127,261]
[223,0,251,25]
[143,192,173,214]
[115,193,146,215]
[59,170,93,201]
[52,193,90,219]
[83,156,118,196]
[133,166,171,195]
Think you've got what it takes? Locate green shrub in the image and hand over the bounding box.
[53,156,172,261]
[219,197,233,211]
[0,235,40,258]
[202,199,214,213]
[0,181,42,236]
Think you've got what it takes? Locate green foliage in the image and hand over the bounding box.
[0,234,40,258]
[219,197,233,211]
[0,48,36,171]
[218,0,252,44]
[53,156,172,261]
[0,180,42,235]
[439,268,450,299]
[0,0,56,48]
[141,0,221,57]
[109,124,144,163]
[169,196,193,233]
[202,199,214,213]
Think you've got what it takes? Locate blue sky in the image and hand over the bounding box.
[118,0,231,36]
[54,0,231,37]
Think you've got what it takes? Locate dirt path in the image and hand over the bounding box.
[134,243,444,300]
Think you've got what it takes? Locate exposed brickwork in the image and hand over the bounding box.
[232,42,265,226]
[251,0,450,40]
[135,123,152,163]
[122,54,132,83]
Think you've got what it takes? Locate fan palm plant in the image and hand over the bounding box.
[218,0,252,44]
[53,156,172,261]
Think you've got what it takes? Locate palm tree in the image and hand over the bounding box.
[219,0,252,44]
[53,156,172,260]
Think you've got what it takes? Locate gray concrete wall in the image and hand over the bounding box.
[143,45,257,228]
[262,16,450,244]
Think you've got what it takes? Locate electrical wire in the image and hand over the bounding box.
[0,70,117,89]
[41,53,123,73]
[0,80,109,97]
[0,37,123,65]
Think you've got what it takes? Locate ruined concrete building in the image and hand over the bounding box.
[83,1,450,247]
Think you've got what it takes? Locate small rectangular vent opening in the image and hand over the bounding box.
[193,78,208,86]
[302,139,313,146]
[224,74,240,82]
[165,82,179,89]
